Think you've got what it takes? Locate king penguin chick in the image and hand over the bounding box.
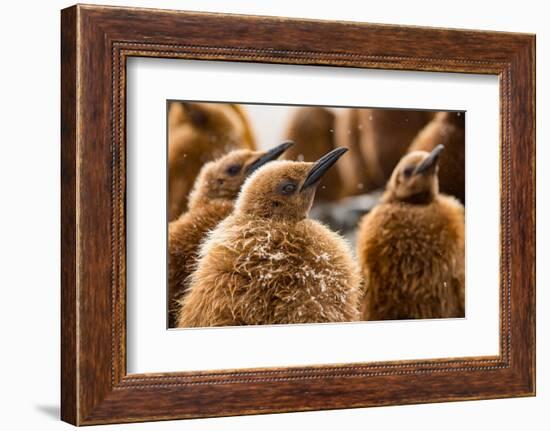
[356,145,465,320]
[177,148,362,327]
[168,142,294,327]
[168,102,257,221]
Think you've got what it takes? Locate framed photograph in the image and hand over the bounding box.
[61,4,536,425]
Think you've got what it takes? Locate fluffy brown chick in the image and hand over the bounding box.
[168,102,256,221]
[283,106,344,202]
[177,148,361,328]
[168,142,294,327]
[356,145,465,320]
[408,111,465,203]
[336,108,435,195]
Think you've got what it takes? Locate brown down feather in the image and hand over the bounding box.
[168,148,291,327]
[177,160,362,327]
[168,200,233,327]
[356,150,465,320]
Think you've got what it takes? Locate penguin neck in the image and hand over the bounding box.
[188,194,234,213]
[234,209,306,225]
[383,189,436,205]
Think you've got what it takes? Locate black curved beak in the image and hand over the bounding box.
[301,147,348,191]
[246,140,294,175]
[414,144,445,175]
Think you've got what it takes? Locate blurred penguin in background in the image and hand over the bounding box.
[177,148,361,328]
[282,106,345,202]
[356,145,465,320]
[336,109,435,196]
[168,102,256,221]
[168,142,293,327]
[408,111,465,203]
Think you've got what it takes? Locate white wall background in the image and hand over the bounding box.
[0,0,546,430]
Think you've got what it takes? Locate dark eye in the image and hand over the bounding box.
[403,165,415,178]
[280,182,297,195]
[225,164,241,176]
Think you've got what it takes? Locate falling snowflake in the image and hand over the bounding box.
[270,251,286,261]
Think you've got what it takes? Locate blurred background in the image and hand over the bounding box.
[168,101,465,251]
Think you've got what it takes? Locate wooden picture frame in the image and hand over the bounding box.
[61,4,536,425]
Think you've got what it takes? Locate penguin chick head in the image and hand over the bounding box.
[235,148,348,221]
[187,141,294,209]
[168,102,257,220]
[385,145,445,204]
